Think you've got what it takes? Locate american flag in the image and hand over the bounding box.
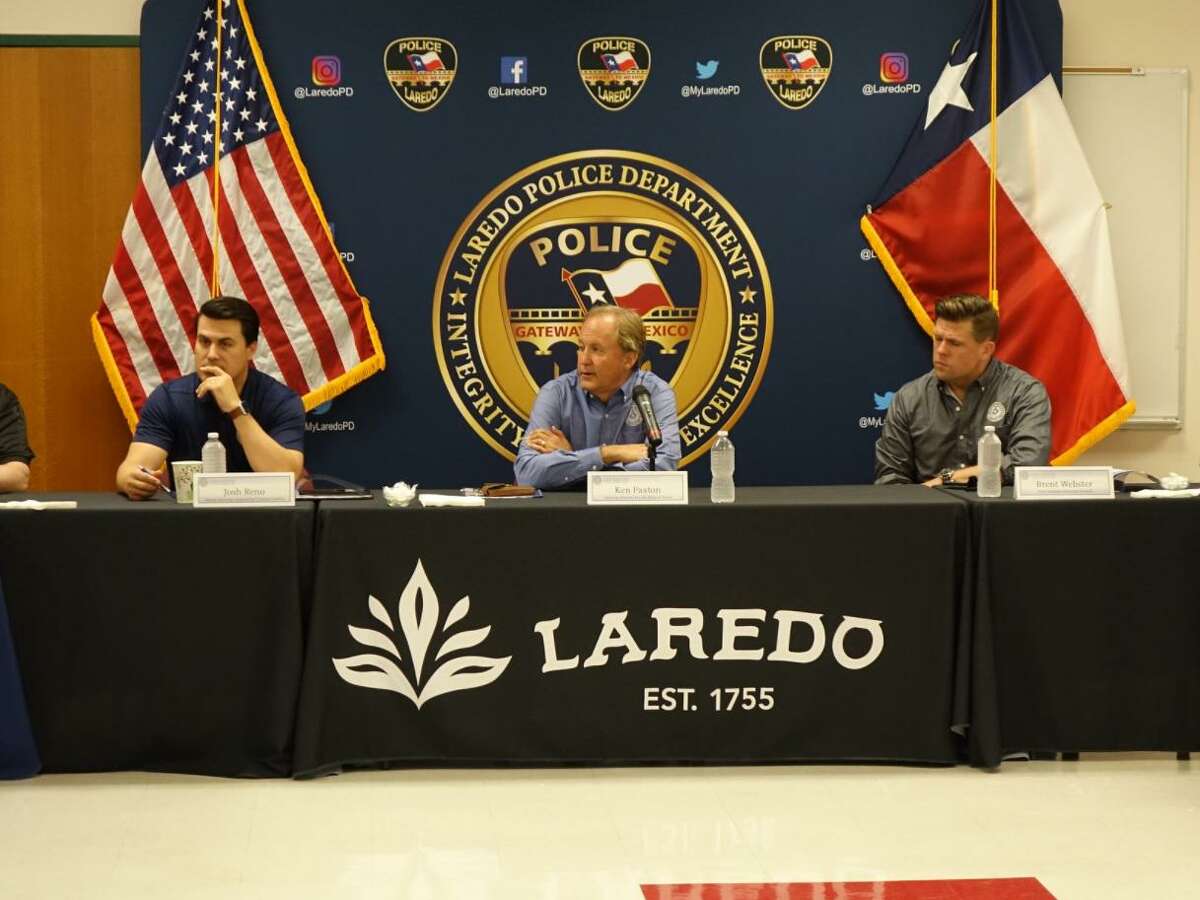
[93,0,384,427]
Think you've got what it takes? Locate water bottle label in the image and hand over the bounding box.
[986,401,1006,423]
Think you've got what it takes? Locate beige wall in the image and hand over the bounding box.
[0,47,140,491]
[1063,0,1199,478]
[0,1,142,35]
[4,1,1196,478]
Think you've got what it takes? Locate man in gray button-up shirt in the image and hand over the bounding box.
[875,294,1051,486]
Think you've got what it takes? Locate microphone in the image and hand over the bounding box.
[632,384,662,447]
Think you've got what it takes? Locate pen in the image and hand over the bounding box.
[138,465,173,494]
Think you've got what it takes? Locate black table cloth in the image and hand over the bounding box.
[0,493,314,777]
[293,486,971,776]
[959,490,1200,766]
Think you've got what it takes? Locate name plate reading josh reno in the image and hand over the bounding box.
[192,472,296,508]
[1013,466,1115,501]
[587,470,689,506]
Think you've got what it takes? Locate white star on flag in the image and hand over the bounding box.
[925,51,978,130]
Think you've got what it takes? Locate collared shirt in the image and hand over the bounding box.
[0,383,34,466]
[133,368,305,472]
[514,369,680,489]
[874,357,1051,485]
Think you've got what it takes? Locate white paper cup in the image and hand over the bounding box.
[171,460,202,503]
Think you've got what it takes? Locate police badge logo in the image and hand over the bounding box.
[987,401,1006,423]
[577,36,651,111]
[384,37,458,111]
[433,150,773,465]
[625,404,643,428]
[759,35,832,109]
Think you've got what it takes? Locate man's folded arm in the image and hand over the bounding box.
[873,395,917,484]
[515,444,603,489]
[0,461,30,492]
[238,394,305,475]
[514,383,601,488]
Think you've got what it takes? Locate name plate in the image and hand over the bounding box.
[192,472,296,507]
[1013,466,1115,501]
[587,470,689,506]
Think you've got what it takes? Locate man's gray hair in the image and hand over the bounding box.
[584,305,646,361]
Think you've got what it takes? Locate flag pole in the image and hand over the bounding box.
[988,0,999,310]
[560,267,590,316]
[210,0,225,297]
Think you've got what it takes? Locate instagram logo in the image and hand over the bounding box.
[880,52,909,83]
[312,55,342,86]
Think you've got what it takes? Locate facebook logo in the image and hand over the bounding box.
[500,56,528,84]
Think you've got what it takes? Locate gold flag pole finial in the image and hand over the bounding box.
[210,0,225,297]
[988,0,1000,311]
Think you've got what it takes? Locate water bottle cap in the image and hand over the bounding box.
[207,432,219,439]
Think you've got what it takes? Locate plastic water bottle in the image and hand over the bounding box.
[201,432,226,474]
[977,426,1001,497]
[710,430,735,503]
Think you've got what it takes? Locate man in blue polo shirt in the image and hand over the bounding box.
[115,296,305,499]
[515,305,680,489]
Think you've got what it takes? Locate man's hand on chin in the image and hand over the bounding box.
[195,365,240,413]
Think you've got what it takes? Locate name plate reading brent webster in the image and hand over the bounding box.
[587,470,689,506]
[192,472,296,508]
[1013,466,1115,501]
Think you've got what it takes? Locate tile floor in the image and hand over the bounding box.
[0,755,1195,899]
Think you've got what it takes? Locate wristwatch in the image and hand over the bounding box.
[228,401,248,421]
[939,468,956,485]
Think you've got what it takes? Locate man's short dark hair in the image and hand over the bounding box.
[197,296,260,345]
[934,294,999,343]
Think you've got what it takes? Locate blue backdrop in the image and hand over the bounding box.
[140,0,1062,487]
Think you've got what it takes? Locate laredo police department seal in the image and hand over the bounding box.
[759,35,832,109]
[577,36,651,111]
[384,37,458,111]
[433,150,773,465]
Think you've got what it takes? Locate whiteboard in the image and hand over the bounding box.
[1062,68,1189,427]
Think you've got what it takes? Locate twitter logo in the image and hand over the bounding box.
[695,60,719,80]
[873,391,895,411]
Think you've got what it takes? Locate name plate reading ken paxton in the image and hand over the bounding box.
[1013,466,1115,501]
[193,472,296,508]
[587,471,689,506]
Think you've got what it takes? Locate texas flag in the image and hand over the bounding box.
[861,0,1133,463]
[601,51,638,72]
[408,51,445,72]
[782,50,818,70]
[570,258,674,316]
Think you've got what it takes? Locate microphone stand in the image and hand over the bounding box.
[646,438,657,471]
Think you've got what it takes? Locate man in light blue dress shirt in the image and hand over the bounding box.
[515,305,680,489]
